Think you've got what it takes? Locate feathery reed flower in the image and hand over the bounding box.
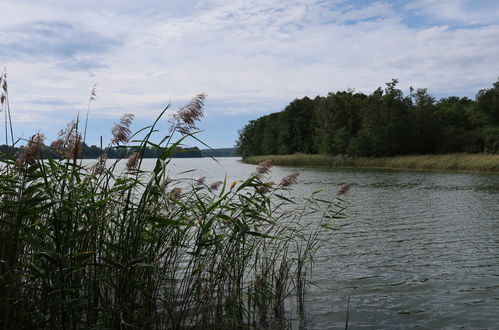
[208,181,223,191]
[1,71,7,93]
[258,185,270,194]
[16,133,44,169]
[172,93,206,135]
[126,152,140,171]
[89,83,97,101]
[254,160,273,179]
[91,154,107,175]
[111,113,135,145]
[170,187,182,199]
[51,121,82,159]
[337,183,352,195]
[1,70,7,107]
[196,176,206,186]
[280,172,300,187]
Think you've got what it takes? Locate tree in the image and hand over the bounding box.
[235,78,499,157]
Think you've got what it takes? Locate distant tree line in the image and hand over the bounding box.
[0,144,206,159]
[236,79,499,158]
[0,143,237,159]
[200,148,237,157]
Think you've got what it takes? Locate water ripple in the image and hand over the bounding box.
[106,159,499,329]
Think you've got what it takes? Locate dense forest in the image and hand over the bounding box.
[236,79,499,158]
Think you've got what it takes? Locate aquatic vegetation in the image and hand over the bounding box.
[244,153,499,173]
[0,91,343,329]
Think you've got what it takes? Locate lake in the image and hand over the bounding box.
[96,157,499,329]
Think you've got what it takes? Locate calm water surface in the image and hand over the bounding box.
[98,157,499,329]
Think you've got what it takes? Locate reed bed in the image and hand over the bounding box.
[244,153,499,173]
[0,92,344,329]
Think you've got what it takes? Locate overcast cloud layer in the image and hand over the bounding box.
[1,0,499,147]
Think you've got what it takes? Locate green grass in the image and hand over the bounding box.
[244,153,499,173]
[0,94,343,329]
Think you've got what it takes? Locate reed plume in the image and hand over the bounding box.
[170,187,182,199]
[126,152,139,171]
[280,172,300,187]
[0,70,5,107]
[89,83,97,101]
[50,120,82,159]
[337,183,352,195]
[172,93,206,134]
[83,83,97,144]
[111,113,134,145]
[258,185,270,194]
[208,180,223,191]
[254,160,274,179]
[196,176,206,186]
[91,154,107,175]
[0,70,5,106]
[1,71,7,92]
[16,133,44,169]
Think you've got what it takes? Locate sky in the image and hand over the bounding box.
[1,0,499,148]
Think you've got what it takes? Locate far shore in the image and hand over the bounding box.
[243,153,499,173]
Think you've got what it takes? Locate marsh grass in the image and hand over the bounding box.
[0,91,343,329]
[244,153,499,173]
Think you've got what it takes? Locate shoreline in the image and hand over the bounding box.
[243,153,499,173]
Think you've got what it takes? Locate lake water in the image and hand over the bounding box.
[94,157,499,329]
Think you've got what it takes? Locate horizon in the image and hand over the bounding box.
[1,0,499,148]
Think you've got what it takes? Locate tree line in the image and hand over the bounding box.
[0,144,205,159]
[0,143,237,159]
[236,79,499,158]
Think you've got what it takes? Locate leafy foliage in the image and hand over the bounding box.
[236,79,499,157]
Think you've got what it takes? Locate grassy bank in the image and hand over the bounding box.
[244,153,499,173]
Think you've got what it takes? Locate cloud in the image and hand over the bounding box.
[1,0,499,147]
[405,0,499,26]
[0,21,120,70]
[331,2,395,24]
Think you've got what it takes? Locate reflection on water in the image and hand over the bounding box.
[84,157,499,329]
